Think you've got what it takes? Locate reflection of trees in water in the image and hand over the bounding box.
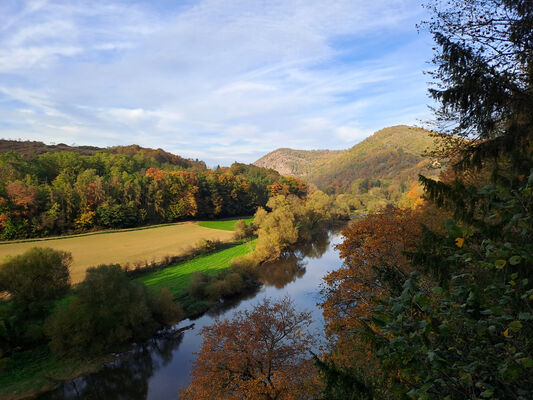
[259,256,306,289]
[296,230,330,259]
[204,287,260,318]
[259,230,331,289]
[39,333,185,400]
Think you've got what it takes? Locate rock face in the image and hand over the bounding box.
[254,125,439,192]
[254,148,342,179]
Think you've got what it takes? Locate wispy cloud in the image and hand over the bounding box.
[0,0,434,166]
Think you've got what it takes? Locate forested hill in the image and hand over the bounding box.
[0,140,205,170]
[254,125,439,193]
[0,139,101,156]
[0,144,307,240]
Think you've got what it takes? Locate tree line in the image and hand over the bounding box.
[0,147,307,240]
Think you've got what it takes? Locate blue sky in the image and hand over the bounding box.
[0,0,435,166]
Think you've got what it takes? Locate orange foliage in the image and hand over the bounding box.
[321,204,447,378]
[181,297,321,400]
[145,167,165,181]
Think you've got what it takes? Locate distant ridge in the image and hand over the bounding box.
[0,140,206,169]
[0,139,101,156]
[254,125,438,193]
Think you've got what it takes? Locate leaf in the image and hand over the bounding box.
[503,328,510,337]
[508,320,522,332]
[455,237,465,248]
[494,259,507,269]
[509,255,522,265]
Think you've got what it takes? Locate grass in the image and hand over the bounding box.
[0,346,111,400]
[0,222,237,284]
[137,239,256,297]
[0,223,256,399]
[198,217,253,231]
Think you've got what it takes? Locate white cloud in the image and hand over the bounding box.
[0,0,434,165]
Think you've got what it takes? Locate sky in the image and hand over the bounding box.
[0,0,436,166]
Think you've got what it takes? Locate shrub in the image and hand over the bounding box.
[0,247,71,311]
[45,264,176,358]
[150,287,184,326]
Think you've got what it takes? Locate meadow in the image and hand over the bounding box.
[0,221,238,284]
[198,217,253,231]
[137,239,256,296]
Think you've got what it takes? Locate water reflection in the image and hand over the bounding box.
[258,230,330,288]
[296,230,331,259]
[40,230,343,400]
[40,333,185,400]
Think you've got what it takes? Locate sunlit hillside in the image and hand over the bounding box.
[255,125,440,193]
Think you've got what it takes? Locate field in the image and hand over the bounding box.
[0,222,235,284]
[137,239,256,296]
[198,217,253,231]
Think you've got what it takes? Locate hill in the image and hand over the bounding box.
[0,139,102,156]
[254,149,342,179]
[254,125,439,193]
[0,139,205,169]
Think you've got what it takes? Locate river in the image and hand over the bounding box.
[40,231,343,400]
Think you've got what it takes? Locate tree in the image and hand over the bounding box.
[180,297,321,400]
[0,247,71,352]
[421,0,533,173]
[317,2,533,398]
[0,247,71,312]
[45,264,182,358]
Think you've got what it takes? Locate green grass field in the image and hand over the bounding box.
[137,239,256,296]
[0,346,111,400]
[198,217,253,231]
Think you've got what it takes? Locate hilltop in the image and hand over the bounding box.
[254,125,439,193]
[254,148,342,179]
[0,139,206,170]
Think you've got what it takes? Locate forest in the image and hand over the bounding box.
[0,145,307,240]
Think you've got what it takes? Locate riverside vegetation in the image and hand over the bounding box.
[180,1,533,399]
[0,185,345,398]
[3,1,531,399]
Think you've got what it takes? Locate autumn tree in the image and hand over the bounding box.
[318,2,533,398]
[180,297,321,400]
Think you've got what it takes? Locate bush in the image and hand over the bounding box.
[45,264,178,358]
[0,247,71,311]
[233,219,255,240]
[188,272,209,299]
[149,287,184,326]
[204,279,232,301]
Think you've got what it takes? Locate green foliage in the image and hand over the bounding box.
[0,247,71,310]
[0,248,71,354]
[45,264,178,358]
[249,191,341,264]
[319,2,533,398]
[421,0,533,173]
